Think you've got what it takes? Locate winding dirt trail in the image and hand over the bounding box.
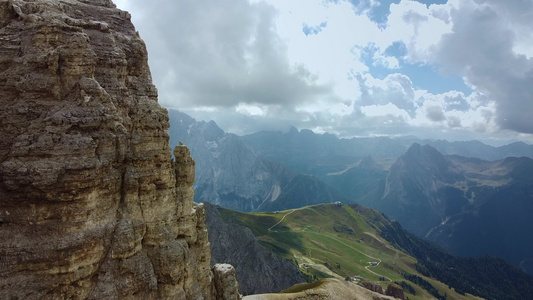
[310,232,392,281]
[266,208,392,281]
[268,209,297,232]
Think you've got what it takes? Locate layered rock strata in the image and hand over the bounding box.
[0,0,235,299]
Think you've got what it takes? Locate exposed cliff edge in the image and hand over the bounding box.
[0,1,237,299]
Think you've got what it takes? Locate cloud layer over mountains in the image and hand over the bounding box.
[116,0,533,144]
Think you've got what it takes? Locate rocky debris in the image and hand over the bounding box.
[358,281,405,299]
[385,283,405,300]
[213,264,241,300]
[360,281,385,294]
[0,0,237,299]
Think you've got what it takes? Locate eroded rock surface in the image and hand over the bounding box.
[0,1,233,299]
[385,283,405,300]
[212,264,241,300]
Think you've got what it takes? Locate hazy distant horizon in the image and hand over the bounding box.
[169,109,529,148]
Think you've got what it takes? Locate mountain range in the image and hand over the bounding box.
[168,110,348,212]
[168,110,533,276]
[323,143,533,276]
[214,202,533,300]
[242,127,533,177]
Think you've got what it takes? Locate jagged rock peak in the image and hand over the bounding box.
[0,1,237,299]
[398,143,463,182]
[203,120,225,141]
[404,143,446,164]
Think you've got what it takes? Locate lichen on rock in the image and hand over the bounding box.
[0,0,236,299]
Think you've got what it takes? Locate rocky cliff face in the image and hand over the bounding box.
[0,1,235,299]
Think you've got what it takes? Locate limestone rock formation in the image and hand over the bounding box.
[212,264,241,300]
[0,0,236,299]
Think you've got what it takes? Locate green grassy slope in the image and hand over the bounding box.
[218,203,484,300]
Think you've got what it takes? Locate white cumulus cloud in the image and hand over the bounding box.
[114,0,533,143]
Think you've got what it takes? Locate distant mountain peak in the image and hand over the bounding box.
[300,128,315,135]
[202,120,225,141]
[403,143,449,168]
[287,126,299,134]
[405,142,437,156]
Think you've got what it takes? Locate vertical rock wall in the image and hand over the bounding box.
[0,0,226,299]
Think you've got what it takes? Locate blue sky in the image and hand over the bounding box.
[114,0,533,144]
[360,0,471,95]
[366,41,471,94]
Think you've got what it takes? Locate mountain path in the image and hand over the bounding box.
[310,231,392,281]
[266,208,392,281]
[268,209,298,232]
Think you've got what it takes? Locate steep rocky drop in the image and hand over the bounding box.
[205,202,305,295]
[0,0,237,299]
